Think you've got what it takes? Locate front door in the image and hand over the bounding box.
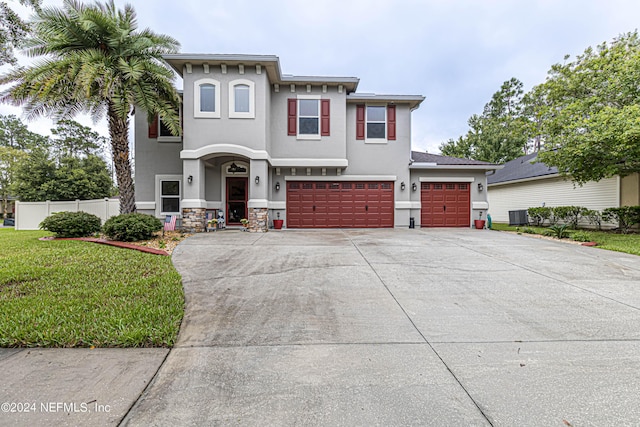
[226,177,248,225]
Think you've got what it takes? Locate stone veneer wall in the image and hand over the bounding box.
[248,207,268,232]
[182,207,206,233]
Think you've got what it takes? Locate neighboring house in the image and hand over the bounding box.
[134,54,500,231]
[487,153,640,223]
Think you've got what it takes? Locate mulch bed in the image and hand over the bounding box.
[39,236,169,256]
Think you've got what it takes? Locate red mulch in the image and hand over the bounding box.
[39,236,169,256]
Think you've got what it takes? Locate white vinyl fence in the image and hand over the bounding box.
[15,198,120,230]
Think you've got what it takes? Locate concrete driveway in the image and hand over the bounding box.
[123,229,640,426]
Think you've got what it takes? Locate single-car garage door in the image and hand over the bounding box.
[421,182,470,227]
[287,181,394,228]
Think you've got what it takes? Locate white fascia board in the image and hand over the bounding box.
[181,199,208,208]
[411,163,502,170]
[271,158,348,168]
[285,175,397,181]
[181,144,270,160]
[248,199,269,208]
[395,201,421,209]
[419,177,475,182]
[488,173,560,187]
[136,201,156,210]
[268,201,286,209]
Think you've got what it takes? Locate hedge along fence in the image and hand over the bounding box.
[527,205,640,232]
[15,198,119,230]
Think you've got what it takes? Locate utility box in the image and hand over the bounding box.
[508,210,528,226]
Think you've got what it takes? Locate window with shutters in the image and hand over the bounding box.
[288,95,330,140]
[194,78,220,118]
[356,104,397,143]
[148,109,182,143]
[229,79,255,118]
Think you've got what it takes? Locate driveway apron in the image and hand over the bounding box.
[122,229,640,426]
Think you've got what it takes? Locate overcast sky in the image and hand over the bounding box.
[3,0,640,154]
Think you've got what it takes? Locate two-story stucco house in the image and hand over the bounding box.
[134,54,499,232]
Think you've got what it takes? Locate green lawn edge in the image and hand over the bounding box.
[0,229,184,348]
[490,223,640,256]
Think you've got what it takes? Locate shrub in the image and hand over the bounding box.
[39,211,102,238]
[582,209,602,230]
[544,224,570,239]
[102,213,163,241]
[528,207,552,226]
[602,206,640,234]
[571,231,593,242]
[552,206,585,229]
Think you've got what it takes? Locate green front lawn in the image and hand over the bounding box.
[491,223,640,256]
[0,229,184,347]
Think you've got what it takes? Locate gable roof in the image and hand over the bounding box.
[410,151,501,170]
[487,153,558,185]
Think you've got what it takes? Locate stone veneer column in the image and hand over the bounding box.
[248,207,268,232]
[181,207,206,233]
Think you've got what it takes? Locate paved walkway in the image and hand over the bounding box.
[119,229,640,426]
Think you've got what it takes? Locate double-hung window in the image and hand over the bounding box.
[287,96,330,139]
[194,78,220,118]
[356,104,396,142]
[157,177,181,216]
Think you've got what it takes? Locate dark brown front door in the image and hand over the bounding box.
[226,177,248,225]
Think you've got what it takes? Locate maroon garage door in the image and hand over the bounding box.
[421,182,470,227]
[287,181,394,228]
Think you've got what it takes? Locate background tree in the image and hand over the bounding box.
[0,114,49,149]
[12,149,112,201]
[50,119,106,158]
[535,31,640,184]
[0,145,26,216]
[0,0,41,65]
[439,78,530,163]
[0,0,181,213]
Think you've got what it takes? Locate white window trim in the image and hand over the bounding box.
[155,174,182,217]
[194,78,220,118]
[297,94,321,140]
[229,79,255,119]
[365,105,387,144]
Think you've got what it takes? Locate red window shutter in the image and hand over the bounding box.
[148,115,158,138]
[387,104,396,140]
[356,104,365,140]
[321,99,330,136]
[287,99,297,136]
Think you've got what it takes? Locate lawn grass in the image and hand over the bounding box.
[490,223,640,256]
[0,228,184,348]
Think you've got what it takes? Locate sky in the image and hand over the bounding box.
[3,0,640,154]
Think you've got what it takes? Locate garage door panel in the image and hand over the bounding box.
[287,181,394,228]
[421,181,470,227]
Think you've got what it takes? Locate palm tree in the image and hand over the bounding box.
[0,0,181,213]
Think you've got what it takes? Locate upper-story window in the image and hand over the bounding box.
[147,111,182,143]
[194,78,220,118]
[356,104,396,143]
[229,79,255,118]
[287,95,330,139]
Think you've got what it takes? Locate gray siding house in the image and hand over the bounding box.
[134,54,499,232]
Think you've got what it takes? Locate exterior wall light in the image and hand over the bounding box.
[478,183,484,192]
[400,182,406,191]
[275,182,280,191]
[255,176,260,184]
[187,175,193,184]
[412,182,417,192]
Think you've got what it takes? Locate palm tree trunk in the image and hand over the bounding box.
[107,105,136,214]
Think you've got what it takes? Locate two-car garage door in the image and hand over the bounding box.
[286,181,394,228]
